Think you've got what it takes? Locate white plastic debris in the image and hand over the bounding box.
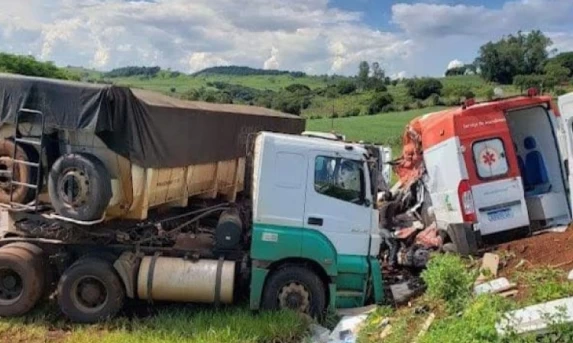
[328,314,369,343]
[496,296,573,336]
[568,269,573,281]
[309,323,331,343]
[474,277,512,295]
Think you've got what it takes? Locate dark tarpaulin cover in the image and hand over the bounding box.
[0,73,305,168]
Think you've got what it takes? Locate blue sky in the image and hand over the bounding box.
[0,0,571,77]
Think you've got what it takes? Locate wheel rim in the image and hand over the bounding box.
[58,169,90,208]
[278,282,311,313]
[71,276,108,314]
[0,268,23,305]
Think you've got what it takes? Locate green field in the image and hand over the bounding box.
[306,106,447,147]
[71,67,530,120]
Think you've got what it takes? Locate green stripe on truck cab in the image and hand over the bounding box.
[249,223,383,310]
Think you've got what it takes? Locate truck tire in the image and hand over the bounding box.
[261,266,326,318]
[0,139,41,204]
[0,244,45,316]
[48,153,112,221]
[57,258,125,323]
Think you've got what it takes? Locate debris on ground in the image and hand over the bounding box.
[390,280,425,305]
[495,229,573,272]
[496,296,573,336]
[309,323,331,343]
[413,312,435,343]
[474,277,516,296]
[328,313,369,343]
[336,305,378,317]
[475,253,500,284]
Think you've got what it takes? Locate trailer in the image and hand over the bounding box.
[0,73,304,222]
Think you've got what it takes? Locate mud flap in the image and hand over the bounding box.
[447,223,480,256]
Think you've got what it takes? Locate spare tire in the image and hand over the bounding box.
[0,138,40,204]
[48,153,112,221]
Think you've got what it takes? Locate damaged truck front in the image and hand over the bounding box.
[0,74,386,323]
[384,90,573,258]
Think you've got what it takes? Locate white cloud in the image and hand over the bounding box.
[0,0,571,77]
[390,71,407,80]
[0,0,414,76]
[548,32,573,54]
[391,0,573,39]
[263,47,280,70]
[186,52,228,72]
[447,59,464,70]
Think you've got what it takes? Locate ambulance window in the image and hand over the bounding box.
[314,156,365,204]
[472,138,509,179]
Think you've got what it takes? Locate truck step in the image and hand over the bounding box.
[11,159,40,168]
[336,290,364,298]
[14,138,42,146]
[10,181,38,189]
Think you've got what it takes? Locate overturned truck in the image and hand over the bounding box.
[0,74,387,323]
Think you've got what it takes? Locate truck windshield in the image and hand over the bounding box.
[314,156,365,204]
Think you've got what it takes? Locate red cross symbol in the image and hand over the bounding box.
[482,150,496,166]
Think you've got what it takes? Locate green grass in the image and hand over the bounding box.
[0,305,309,343]
[306,106,447,148]
[358,255,573,343]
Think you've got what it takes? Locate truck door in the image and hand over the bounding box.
[304,152,373,256]
[558,92,573,213]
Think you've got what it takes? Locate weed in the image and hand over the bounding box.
[516,267,573,305]
[421,254,477,313]
[420,295,511,343]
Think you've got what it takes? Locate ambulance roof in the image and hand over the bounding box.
[415,95,555,148]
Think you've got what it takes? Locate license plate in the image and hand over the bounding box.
[487,208,513,221]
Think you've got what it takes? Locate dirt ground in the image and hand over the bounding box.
[493,226,573,272]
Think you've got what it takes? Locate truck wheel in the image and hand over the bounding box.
[0,139,41,204]
[57,258,125,323]
[0,244,45,316]
[48,153,112,221]
[261,266,326,318]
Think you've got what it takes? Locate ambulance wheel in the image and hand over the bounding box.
[261,266,326,318]
[57,258,124,323]
[48,153,112,221]
[0,244,46,316]
[442,243,458,253]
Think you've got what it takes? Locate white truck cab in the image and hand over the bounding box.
[249,132,384,310]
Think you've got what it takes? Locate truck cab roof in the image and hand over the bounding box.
[258,132,369,158]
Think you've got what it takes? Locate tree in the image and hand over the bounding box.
[475,30,552,84]
[547,52,573,77]
[368,93,394,115]
[544,62,571,84]
[285,83,311,94]
[405,78,443,99]
[371,62,385,80]
[445,67,466,77]
[336,80,357,95]
[0,53,77,80]
[358,61,370,89]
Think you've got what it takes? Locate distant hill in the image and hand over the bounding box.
[193,66,306,78]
